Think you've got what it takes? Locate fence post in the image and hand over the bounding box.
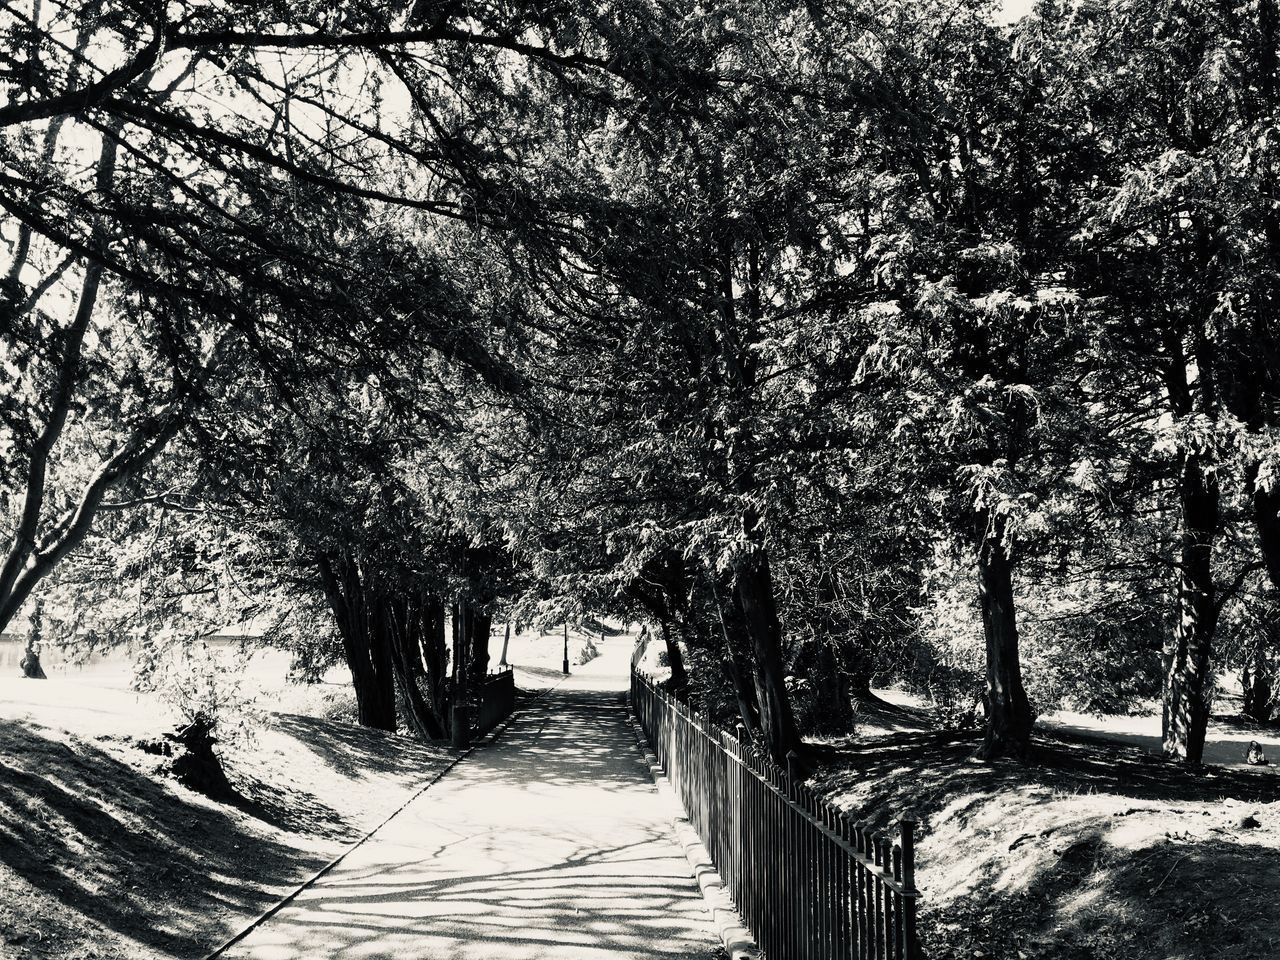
[858,821,873,959]
[900,813,919,960]
[786,749,803,788]
[451,701,469,751]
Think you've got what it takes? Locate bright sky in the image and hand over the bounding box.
[1000,0,1037,21]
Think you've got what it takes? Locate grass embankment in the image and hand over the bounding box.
[810,699,1280,960]
[0,679,450,960]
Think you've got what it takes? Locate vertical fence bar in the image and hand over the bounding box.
[830,805,846,959]
[869,824,880,960]
[808,787,820,960]
[854,822,866,960]
[829,806,839,959]
[784,771,796,960]
[885,838,897,960]
[872,833,884,960]
[900,814,919,960]
[818,795,830,960]
[894,839,904,960]
[838,815,849,959]
[800,786,812,960]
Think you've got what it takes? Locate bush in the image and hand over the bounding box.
[133,640,260,799]
[925,661,985,730]
[147,642,260,743]
[577,636,600,665]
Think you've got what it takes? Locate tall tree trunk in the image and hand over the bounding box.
[316,554,396,731]
[0,134,114,634]
[705,232,795,754]
[420,594,450,723]
[975,511,1033,760]
[1253,480,1280,591]
[498,621,511,668]
[658,618,689,690]
[1242,642,1275,725]
[20,598,47,679]
[847,645,877,702]
[734,546,801,762]
[711,577,763,733]
[721,657,761,734]
[1163,453,1220,764]
[384,593,445,739]
[811,567,855,730]
[366,585,396,730]
[451,600,470,716]
[810,640,854,733]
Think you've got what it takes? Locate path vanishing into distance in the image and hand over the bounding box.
[221,645,724,960]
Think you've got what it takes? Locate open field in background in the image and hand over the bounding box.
[501,620,608,683]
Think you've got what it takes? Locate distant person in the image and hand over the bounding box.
[1247,740,1269,766]
[19,640,46,679]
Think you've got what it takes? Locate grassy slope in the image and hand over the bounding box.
[810,702,1280,960]
[0,691,451,960]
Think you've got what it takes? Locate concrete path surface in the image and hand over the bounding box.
[222,643,723,960]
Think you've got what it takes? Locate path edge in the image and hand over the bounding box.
[625,710,762,960]
[202,676,563,960]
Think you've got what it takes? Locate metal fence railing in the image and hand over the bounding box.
[631,668,921,960]
[475,666,516,737]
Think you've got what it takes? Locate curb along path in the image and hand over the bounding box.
[220,651,724,960]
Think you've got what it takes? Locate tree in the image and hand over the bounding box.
[1,0,681,646]
[1067,0,1280,763]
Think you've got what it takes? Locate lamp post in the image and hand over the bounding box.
[562,622,570,675]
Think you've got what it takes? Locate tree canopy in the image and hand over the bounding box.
[4,0,1280,771]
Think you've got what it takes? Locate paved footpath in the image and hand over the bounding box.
[223,645,722,960]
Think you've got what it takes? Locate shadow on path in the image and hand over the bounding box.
[223,652,723,960]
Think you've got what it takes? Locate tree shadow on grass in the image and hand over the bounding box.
[515,663,571,682]
[811,725,1278,829]
[264,713,445,782]
[225,770,356,842]
[0,722,329,958]
[810,727,1280,960]
[222,713,449,841]
[924,829,1280,960]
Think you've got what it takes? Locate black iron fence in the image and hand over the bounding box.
[475,667,516,737]
[631,668,921,960]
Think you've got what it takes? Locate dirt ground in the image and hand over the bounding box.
[810,697,1280,960]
